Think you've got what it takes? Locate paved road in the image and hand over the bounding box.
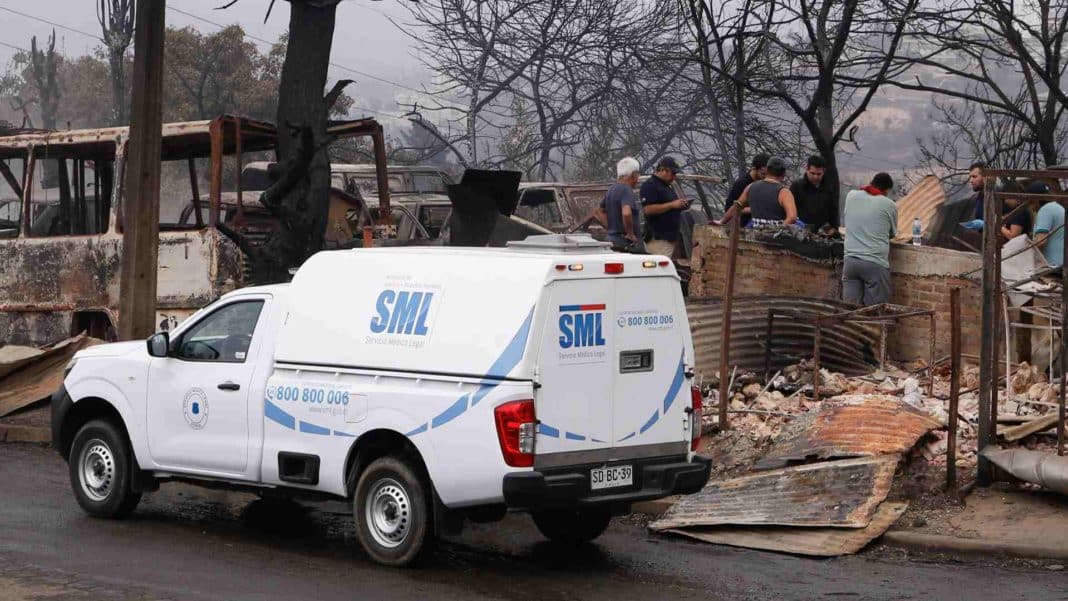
[1,444,1066,601]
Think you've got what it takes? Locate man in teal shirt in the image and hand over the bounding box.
[842,173,897,306]
[1032,181,1064,268]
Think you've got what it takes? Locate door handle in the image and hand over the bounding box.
[218,381,241,391]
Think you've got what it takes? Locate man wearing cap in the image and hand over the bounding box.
[641,156,690,257]
[725,153,770,214]
[842,173,897,306]
[1032,181,1064,268]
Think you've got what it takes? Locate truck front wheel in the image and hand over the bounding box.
[532,506,612,544]
[354,456,432,567]
[68,419,142,518]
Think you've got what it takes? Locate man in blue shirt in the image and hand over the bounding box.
[1032,181,1064,267]
[597,157,642,251]
[641,156,690,257]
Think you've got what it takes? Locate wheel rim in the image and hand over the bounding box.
[79,439,115,502]
[364,477,411,549]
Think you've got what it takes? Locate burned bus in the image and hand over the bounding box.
[0,115,392,346]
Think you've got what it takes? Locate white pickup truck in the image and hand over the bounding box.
[52,234,710,566]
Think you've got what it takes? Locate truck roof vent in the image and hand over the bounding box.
[506,234,612,253]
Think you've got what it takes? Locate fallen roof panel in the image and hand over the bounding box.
[0,334,98,418]
[663,501,908,557]
[754,395,944,471]
[649,456,899,531]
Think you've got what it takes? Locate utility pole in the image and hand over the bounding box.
[118,0,165,340]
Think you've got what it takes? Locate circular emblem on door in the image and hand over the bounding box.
[183,388,209,430]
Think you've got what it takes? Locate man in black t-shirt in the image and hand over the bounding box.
[640,156,689,257]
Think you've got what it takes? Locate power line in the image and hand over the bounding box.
[0,4,411,121]
[0,5,102,43]
[166,5,426,97]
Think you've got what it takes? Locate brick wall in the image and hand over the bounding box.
[691,226,983,362]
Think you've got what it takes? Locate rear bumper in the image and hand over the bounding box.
[502,455,710,510]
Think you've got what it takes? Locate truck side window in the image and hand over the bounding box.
[176,300,264,363]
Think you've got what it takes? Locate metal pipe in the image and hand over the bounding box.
[235,118,243,225]
[929,313,936,396]
[717,217,741,430]
[187,158,202,227]
[948,287,961,490]
[879,324,887,371]
[813,317,822,402]
[764,309,774,382]
[1061,198,1067,456]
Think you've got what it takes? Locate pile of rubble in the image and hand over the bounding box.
[662,357,1068,556]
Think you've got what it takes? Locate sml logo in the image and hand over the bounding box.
[371,289,434,335]
[558,304,607,349]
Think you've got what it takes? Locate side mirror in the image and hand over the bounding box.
[147,332,170,358]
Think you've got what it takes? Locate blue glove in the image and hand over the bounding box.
[960,219,984,231]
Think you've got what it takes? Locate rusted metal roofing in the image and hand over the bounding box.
[686,296,880,380]
[0,334,98,418]
[649,456,899,530]
[893,175,945,243]
[663,501,907,557]
[754,395,944,471]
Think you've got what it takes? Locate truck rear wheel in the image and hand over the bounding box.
[532,506,612,544]
[68,419,142,518]
[353,456,431,567]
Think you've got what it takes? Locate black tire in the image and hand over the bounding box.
[68,419,142,518]
[532,506,612,544]
[353,456,432,567]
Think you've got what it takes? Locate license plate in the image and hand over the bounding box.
[590,465,633,490]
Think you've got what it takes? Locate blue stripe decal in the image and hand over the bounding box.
[592,438,605,443]
[619,432,636,442]
[333,430,355,437]
[412,306,534,437]
[470,383,496,408]
[432,394,470,429]
[662,352,686,413]
[565,431,586,441]
[639,409,659,434]
[538,423,560,438]
[482,307,535,381]
[264,401,295,430]
[299,421,331,435]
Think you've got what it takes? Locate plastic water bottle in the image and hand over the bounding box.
[912,217,922,246]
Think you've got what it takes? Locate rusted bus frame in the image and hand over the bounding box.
[765,303,936,402]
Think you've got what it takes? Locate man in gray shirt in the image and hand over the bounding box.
[843,173,897,306]
[597,157,643,251]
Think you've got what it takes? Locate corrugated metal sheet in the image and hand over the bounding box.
[663,501,908,557]
[893,175,946,243]
[754,395,944,471]
[686,296,880,379]
[0,334,98,417]
[649,456,899,530]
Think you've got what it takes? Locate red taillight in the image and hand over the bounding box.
[494,400,537,467]
[604,262,624,274]
[690,386,703,452]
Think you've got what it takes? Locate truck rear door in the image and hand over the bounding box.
[535,273,689,467]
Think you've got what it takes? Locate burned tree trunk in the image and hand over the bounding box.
[218,0,348,284]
